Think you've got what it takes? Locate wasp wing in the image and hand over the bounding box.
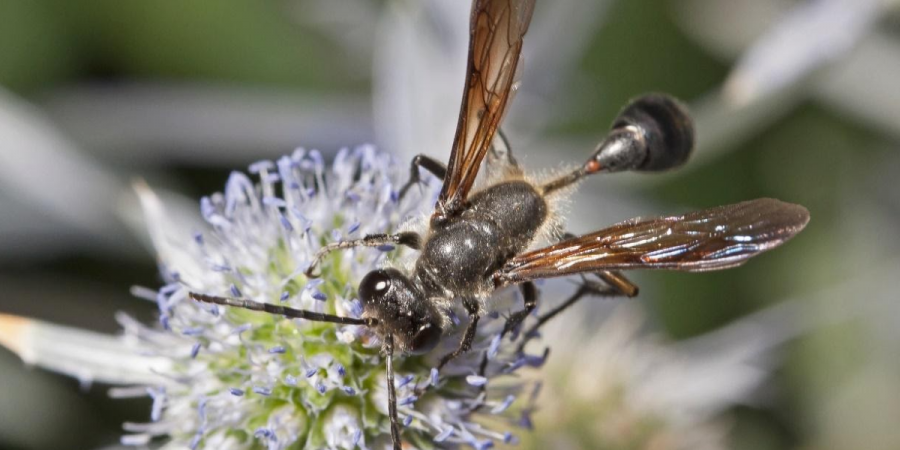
[496,198,810,285]
[437,0,535,218]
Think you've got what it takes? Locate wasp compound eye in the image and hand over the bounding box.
[409,322,442,355]
[359,270,393,305]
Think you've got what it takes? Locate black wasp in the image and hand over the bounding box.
[191,0,810,448]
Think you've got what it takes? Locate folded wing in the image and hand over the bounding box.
[496,198,810,285]
[437,0,536,219]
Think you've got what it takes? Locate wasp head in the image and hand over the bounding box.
[358,268,443,354]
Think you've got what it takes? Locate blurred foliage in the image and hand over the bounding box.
[569,0,728,131]
[0,0,357,95]
[0,2,77,93]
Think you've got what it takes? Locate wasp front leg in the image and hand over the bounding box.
[304,232,422,278]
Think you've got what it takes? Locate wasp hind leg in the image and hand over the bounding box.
[500,233,635,341]
[515,271,638,353]
[474,281,536,385]
[501,281,537,337]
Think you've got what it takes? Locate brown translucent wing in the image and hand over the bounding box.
[496,198,810,285]
[436,0,535,218]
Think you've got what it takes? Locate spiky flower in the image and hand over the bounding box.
[123,145,540,449]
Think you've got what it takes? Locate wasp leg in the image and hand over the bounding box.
[473,282,537,382]
[501,281,537,337]
[543,231,639,299]
[437,298,481,371]
[515,271,638,353]
[485,129,522,177]
[304,232,422,278]
[595,270,639,298]
[498,233,634,337]
[398,154,447,201]
[385,334,402,450]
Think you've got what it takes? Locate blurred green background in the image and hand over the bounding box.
[1,1,898,449]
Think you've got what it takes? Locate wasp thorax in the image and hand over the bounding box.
[358,269,443,354]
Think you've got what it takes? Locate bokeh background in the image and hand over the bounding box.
[1,0,899,449]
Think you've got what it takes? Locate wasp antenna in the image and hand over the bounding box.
[189,292,373,326]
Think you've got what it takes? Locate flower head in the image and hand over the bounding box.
[125,145,540,449]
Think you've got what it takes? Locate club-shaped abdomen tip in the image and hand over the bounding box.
[614,93,695,172]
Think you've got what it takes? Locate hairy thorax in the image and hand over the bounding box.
[414,181,548,298]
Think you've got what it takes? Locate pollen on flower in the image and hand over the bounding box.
[123,146,544,449]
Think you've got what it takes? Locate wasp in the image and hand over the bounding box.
[191,0,809,447]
